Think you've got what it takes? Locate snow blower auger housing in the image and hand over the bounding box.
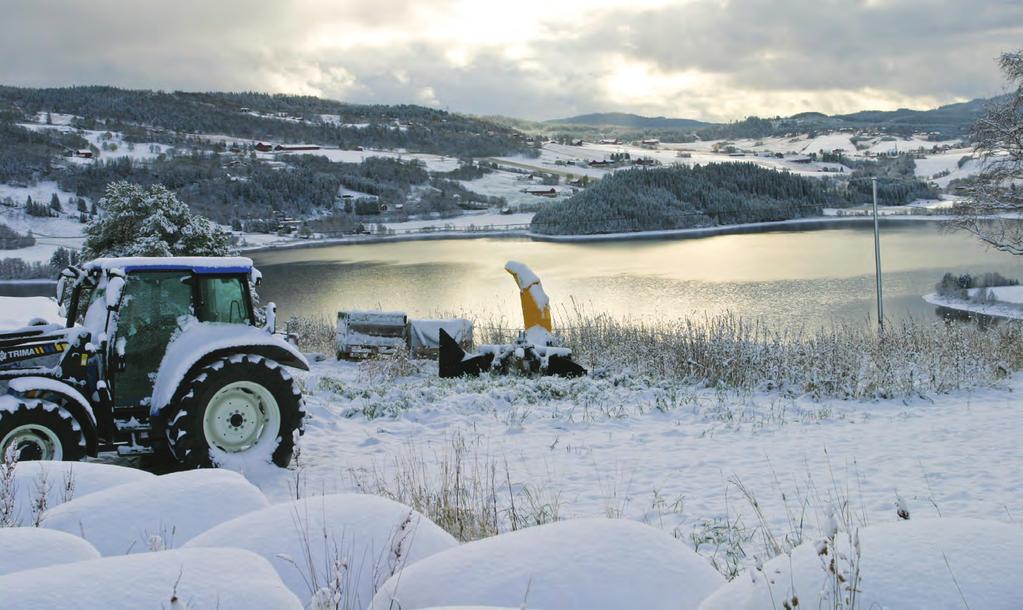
[0,257,308,468]
[439,261,586,378]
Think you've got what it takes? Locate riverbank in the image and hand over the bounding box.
[242,214,953,254]
[923,289,1023,320]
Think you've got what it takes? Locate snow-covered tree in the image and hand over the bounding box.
[952,50,1023,253]
[82,181,232,259]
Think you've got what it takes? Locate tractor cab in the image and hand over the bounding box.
[2,256,306,469]
[59,258,259,409]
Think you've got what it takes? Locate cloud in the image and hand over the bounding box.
[0,0,1019,121]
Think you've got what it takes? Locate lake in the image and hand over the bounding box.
[3,222,1018,329]
[247,221,1023,329]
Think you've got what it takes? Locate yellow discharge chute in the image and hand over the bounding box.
[505,261,553,332]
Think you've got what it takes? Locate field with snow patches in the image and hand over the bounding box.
[1,299,1022,609]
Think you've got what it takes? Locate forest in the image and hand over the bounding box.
[0,86,534,158]
[531,163,848,235]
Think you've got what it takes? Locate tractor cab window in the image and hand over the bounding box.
[112,271,194,407]
[195,277,251,325]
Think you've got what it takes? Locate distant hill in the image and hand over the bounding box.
[544,95,1006,140]
[547,112,710,129]
[0,86,533,157]
[832,94,1008,129]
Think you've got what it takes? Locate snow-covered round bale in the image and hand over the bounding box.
[40,469,268,555]
[4,461,153,527]
[0,528,100,576]
[0,547,302,610]
[370,518,723,610]
[184,493,458,609]
[699,518,1023,610]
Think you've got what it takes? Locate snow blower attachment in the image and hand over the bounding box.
[439,261,586,378]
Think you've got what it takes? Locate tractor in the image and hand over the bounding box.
[0,256,307,469]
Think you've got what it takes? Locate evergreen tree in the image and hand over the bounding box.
[49,192,61,212]
[82,181,232,259]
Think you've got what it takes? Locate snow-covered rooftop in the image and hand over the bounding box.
[84,256,254,274]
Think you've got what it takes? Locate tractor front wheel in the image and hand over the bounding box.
[0,400,86,462]
[165,354,304,469]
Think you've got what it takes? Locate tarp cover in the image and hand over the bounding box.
[410,319,473,350]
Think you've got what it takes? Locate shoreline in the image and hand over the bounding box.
[243,214,953,254]
[923,293,1023,320]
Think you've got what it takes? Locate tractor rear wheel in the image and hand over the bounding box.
[165,354,305,469]
[0,399,86,462]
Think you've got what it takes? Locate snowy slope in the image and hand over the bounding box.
[0,547,303,610]
[3,460,153,527]
[0,295,60,328]
[185,493,458,607]
[0,528,100,576]
[371,518,723,610]
[40,469,269,555]
[699,519,1023,610]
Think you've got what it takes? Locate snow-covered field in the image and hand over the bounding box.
[1,297,1021,608]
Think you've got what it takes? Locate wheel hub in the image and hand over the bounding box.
[1,424,62,461]
[202,381,281,454]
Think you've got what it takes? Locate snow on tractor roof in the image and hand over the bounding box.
[85,256,254,275]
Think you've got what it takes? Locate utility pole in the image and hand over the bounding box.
[872,176,884,331]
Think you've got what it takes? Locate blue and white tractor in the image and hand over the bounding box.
[0,257,307,468]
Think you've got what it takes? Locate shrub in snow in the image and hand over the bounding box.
[0,547,302,610]
[2,460,153,527]
[0,527,100,576]
[370,518,723,610]
[698,518,1023,610]
[184,493,458,609]
[41,469,268,555]
[82,181,231,259]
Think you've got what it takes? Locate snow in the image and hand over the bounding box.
[0,296,60,328]
[381,211,533,233]
[8,376,95,424]
[17,123,172,163]
[370,518,723,610]
[4,461,153,527]
[0,181,88,261]
[0,547,303,610]
[409,319,473,350]
[40,469,269,555]
[699,518,1023,610]
[923,287,1023,320]
[150,317,308,414]
[273,147,462,172]
[85,255,253,272]
[0,528,100,576]
[504,261,541,291]
[184,493,458,608]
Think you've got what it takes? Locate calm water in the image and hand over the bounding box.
[246,222,1022,329]
[4,223,1017,328]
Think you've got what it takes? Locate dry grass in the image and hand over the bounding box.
[288,309,1023,400]
[348,432,560,542]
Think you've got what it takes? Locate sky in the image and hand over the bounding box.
[1,0,1021,122]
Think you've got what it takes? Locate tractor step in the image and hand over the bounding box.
[114,417,151,432]
[116,443,154,456]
